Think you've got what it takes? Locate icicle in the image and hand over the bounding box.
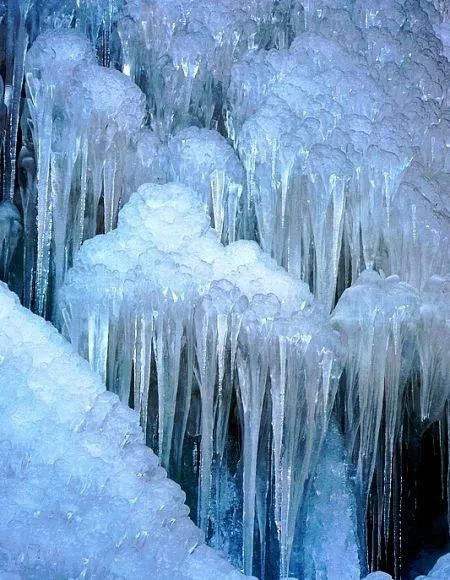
[61,182,336,579]
[25,31,145,314]
[3,0,32,201]
[236,313,269,575]
[154,294,184,469]
[194,295,219,532]
[332,271,420,561]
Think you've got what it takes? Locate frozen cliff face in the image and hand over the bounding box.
[0,281,244,580]
[60,181,345,576]
[2,0,450,578]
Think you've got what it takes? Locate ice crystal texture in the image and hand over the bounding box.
[0,282,243,579]
[1,0,450,578]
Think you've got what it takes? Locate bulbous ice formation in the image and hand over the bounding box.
[332,272,420,519]
[118,0,303,135]
[0,282,243,580]
[167,127,246,242]
[60,181,344,576]
[226,1,450,311]
[24,29,146,316]
[2,0,450,578]
[332,270,450,568]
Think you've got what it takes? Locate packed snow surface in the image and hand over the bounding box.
[0,282,244,579]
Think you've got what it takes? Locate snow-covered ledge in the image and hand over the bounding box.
[0,282,245,579]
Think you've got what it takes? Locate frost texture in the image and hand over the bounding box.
[0,282,244,580]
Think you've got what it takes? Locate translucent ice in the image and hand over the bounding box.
[226,2,450,311]
[302,419,361,580]
[332,271,450,570]
[118,0,302,136]
[167,127,246,242]
[0,282,243,579]
[0,200,22,280]
[3,0,450,577]
[24,30,146,315]
[332,272,420,552]
[61,181,344,576]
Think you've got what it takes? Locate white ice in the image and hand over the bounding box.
[60,181,344,576]
[0,281,244,580]
[24,29,146,315]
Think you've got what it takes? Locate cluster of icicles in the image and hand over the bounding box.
[1,0,450,578]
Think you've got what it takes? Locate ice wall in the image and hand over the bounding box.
[2,0,450,577]
[60,181,344,576]
[118,0,303,136]
[0,281,244,579]
[226,0,450,310]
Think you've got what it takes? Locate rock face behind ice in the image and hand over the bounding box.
[0,282,244,580]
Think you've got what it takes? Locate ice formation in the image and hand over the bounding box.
[2,0,450,578]
[166,127,246,242]
[302,419,361,579]
[24,29,146,315]
[230,23,450,308]
[0,282,244,579]
[415,553,450,579]
[0,200,22,280]
[60,181,344,576]
[1,0,121,206]
[118,0,303,135]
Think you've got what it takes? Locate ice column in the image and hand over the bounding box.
[60,181,344,577]
[25,30,146,315]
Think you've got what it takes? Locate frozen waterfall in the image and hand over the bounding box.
[1,0,450,578]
